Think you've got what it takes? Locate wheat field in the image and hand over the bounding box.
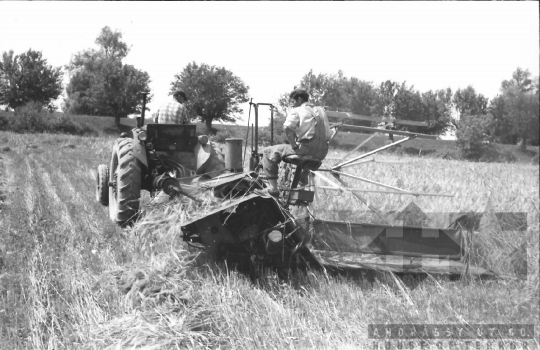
[0,130,538,349]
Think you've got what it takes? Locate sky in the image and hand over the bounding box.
[0,2,538,127]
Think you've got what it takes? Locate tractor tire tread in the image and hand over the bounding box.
[110,137,142,227]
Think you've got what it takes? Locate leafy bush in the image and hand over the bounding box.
[478,146,502,163]
[531,153,539,165]
[0,112,9,130]
[432,149,462,160]
[51,113,97,135]
[258,127,287,146]
[456,114,495,161]
[499,149,518,163]
[0,101,98,136]
[209,127,239,143]
[472,145,518,164]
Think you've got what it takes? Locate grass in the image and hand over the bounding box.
[0,125,538,348]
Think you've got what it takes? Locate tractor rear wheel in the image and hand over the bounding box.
[109,138,142,227]
[96,164,109,206]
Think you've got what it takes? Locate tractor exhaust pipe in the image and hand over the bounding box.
[225,138,243,173]
[137,91,150,128]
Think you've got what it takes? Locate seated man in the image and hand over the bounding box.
[261,88,330,197]
[153,90,189,124]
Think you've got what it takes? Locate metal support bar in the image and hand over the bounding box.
[310,170,389,223]
[338,121,394,163]
[330,173,390,224]
[171,186,203,203]
[340,158,409,169]
[326,111,429,127]
[339,124,437,139]
[333,136,416,170]
[249,101,275,149]
[316,186,454,197]
[243,98,253,165]
[331,157,375,167]
[338,132,378,163]
[332,170,411,193]
[254,104,259,155]
[270,106,274,145]
[310,170,340,189]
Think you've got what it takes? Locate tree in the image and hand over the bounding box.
[296,70,376,116]
[392,83,425,123]
[171,62,249,132]
[488,95,518,145]
[370,80,399,119]
[283,71,452,136]
[298,70,350,109]
[456,114,495,161]
[452,86,488,127]
[372,81,452,135]
[0,49,63,110]
[488,68,539,150]
[420,88,453,135]
[282,70,375,128]
[64,27,151,126]
[501,67,533,93]
[499,68,539,151]
[346,77,376,117]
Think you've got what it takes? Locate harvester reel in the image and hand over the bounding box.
[109,138,142,227]
[96,164,109,206]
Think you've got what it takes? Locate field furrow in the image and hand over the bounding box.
[23,157,39,231]
[0,131,538,349]
[0,141,125,349]
[33,160,75,232]
[34,153,128,269]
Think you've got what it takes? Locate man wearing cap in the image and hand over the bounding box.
[153,90,189,124]
[260,88,331,197]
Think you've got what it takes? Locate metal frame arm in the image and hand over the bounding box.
[333,136,416,170]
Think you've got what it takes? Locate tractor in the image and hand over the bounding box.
[96,96,498,280]
[96,93,227,227]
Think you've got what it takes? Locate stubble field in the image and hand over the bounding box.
[0,130,538,349]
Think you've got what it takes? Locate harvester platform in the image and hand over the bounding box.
[180,183,497,279]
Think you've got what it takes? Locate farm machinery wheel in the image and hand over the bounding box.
[109,138,142,227]
[96,164,109,206]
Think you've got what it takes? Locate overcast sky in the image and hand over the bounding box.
[1,2,538,126]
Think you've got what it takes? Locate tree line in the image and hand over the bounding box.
[1,26,538,152]
[276,69,539,151]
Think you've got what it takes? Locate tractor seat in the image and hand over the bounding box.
[283,155,322,171]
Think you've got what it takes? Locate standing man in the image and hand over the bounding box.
[153,90,189,124]
[261,88,331,197]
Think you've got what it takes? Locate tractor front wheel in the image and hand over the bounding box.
[96,164,109,206]
[109,138,142,227]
